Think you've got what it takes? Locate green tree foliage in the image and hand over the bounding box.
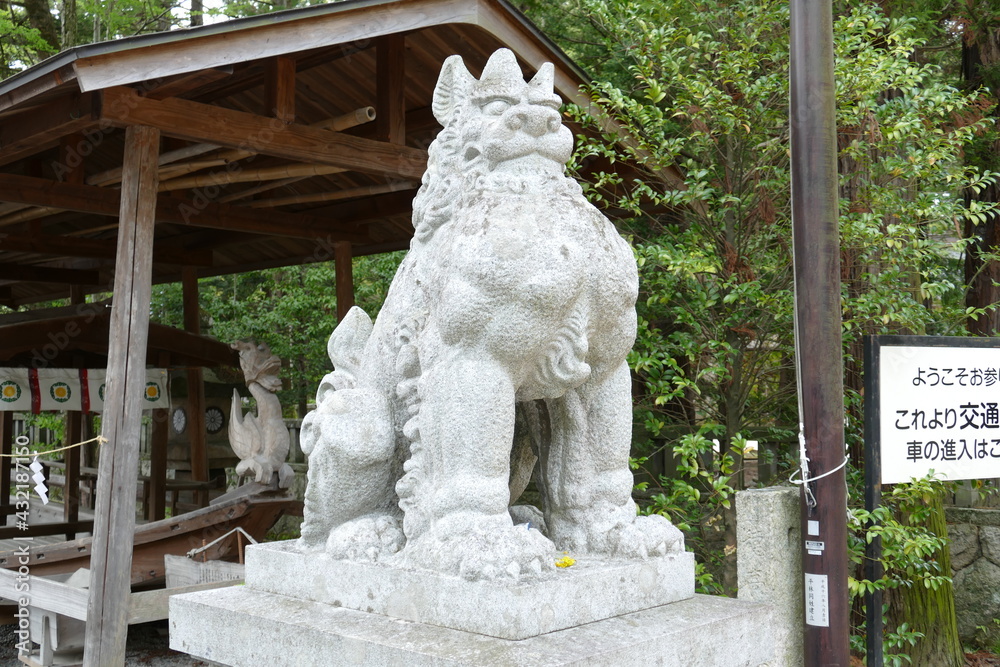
[0,0,215,76]
[871,1,1000,336]
[0,1,58,77]
[553,0,996,652]
[571,0,797,469]
[149,252,404,418]
[211,0,326,21]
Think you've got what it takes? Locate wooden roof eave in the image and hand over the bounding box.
[0,0,593,108]
[63,0,482,93]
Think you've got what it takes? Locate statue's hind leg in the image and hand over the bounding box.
[540,360,683,557]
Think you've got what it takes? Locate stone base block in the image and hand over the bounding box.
[245,540,695,640]
[170,586,773,667]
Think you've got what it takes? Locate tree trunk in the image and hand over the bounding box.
[24,0,59,56]
[963,30,1000,335]
[886,493,964,667]
[60,0,76,48]
[965,194,1000,335]
[721,331,744,595]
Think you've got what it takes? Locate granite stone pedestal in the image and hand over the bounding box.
[170,541,773,666]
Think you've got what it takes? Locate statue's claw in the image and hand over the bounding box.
[326,514,404,563]
[404,516,556,581]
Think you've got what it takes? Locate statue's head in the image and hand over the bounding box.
[411,49,577,245]
[231,340,283,393]
[431,48,572,175]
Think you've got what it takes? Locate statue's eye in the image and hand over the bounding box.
[482,99,511,116]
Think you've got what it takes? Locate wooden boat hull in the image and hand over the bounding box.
[0,494,300,587]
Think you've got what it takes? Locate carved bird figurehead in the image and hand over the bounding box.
[231,340,283,393]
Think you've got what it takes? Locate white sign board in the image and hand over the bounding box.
[879,344,1000,483]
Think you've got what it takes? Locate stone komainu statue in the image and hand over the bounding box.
[299,48,683,580]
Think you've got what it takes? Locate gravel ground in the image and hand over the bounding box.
[0,620,219,666]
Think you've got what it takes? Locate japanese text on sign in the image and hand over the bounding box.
[805,573,830,627]
[880,346,1000,483]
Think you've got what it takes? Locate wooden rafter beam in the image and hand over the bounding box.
[0,298,108,325]
[100,87,427,180]
[0,313,107,358]
[0,174,372,243]
[264,56,296,123]
[247,180,418,208]
[0,93,102,167]
[5,233,412,305]
[148,321,239,367]
[179,238,412,279]
[0,173,120,218]
[0,232,212,266]
[0,262,102,285]
[308,188,416,224]
[152,229,233,255]
[60,134,86,185]
[0,316,236,366]
[376,35,406,145]
[182,45,357,105]
[0,64,77,114]
[157,163,344,191]
[141,67,234,101]
[350,106,436,144]
[157,193,371,243]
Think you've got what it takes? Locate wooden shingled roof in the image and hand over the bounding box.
[0,0,597,308]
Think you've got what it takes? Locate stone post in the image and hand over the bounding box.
[737,486,804,667]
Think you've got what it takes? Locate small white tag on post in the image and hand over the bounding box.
[805,573,830,627]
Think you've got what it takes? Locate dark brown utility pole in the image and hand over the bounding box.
[790,1,850,665]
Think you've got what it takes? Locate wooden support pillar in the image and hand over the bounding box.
[148,351,170,522]
[376,35,406,145]
[183,267,209,507]
[0,412,11,517]
[64,412,82,537]
[265,55,296,124]
[335,241,355,321]
[65,286,84,535]
[148,407,168,521]
[83,124,160,667]
[81,408,96,471]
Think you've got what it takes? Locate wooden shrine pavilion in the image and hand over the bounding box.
[0,0,640,663]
